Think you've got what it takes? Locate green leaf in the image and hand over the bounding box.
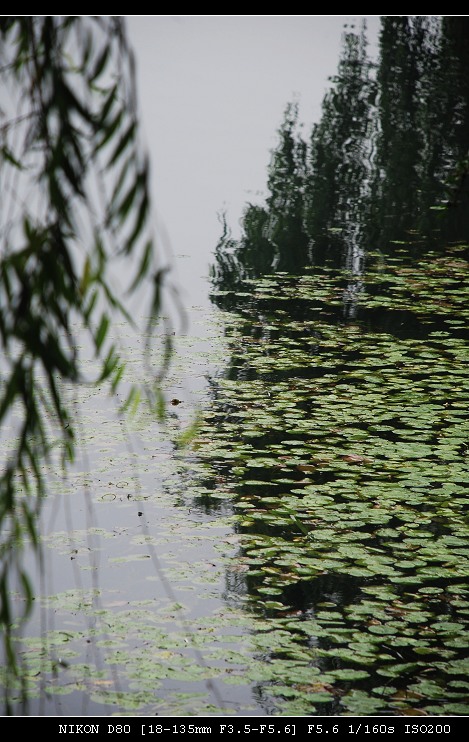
[128,240,153,293]
[95,313,110,351]
[88,45,110,83]
[107,122,136,167]
[95,107,125,153]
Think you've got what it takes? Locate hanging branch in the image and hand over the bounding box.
[0,16,169,681]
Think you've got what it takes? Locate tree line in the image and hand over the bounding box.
[212,16,469,293]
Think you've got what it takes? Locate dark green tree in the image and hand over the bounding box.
[211,102,308,298]
[419,16,469,241]
[211,205,273,301]
[367,15,469,249]
[263,102,308,271]
[0,16,168,682]
[368,16,431,246]
[305,22,374,266]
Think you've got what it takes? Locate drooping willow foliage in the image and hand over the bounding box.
[0,17,168,672]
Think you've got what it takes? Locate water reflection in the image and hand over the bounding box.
[203,16,469,715]
[3,16,469,717]
[212,16,469,297]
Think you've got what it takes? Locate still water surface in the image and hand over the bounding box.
[4,16,469,717]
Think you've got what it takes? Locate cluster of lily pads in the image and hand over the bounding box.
[191,244,469,715]
[2,246,468,716]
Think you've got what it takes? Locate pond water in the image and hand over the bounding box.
[2,16,469,717]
